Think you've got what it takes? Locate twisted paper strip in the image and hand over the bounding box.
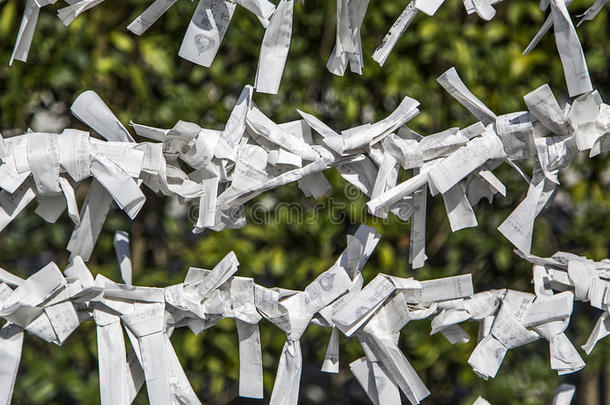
[9,0,607,94]
[0,225,607,404]
[2,2,606,404]
[1,67,607,266]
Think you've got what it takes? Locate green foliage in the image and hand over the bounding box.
[0,0,608,404]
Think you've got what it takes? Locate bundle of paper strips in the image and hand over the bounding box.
[9,0,607,93]
[3,1,608,402]
[0,225,607,404]
[1,67,608,267]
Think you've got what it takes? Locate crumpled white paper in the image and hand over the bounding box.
[9,0,607,94]
[0,226,604,404]
[1,68,608,267]
[2,2,607,401]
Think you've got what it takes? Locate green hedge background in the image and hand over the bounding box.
[0,0,608,403]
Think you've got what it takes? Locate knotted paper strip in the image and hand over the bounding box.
[0,225,606,404]
[9,0,606,95]
[1,68,607,267]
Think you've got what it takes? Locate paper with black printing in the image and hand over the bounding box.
[1,64,607,264]
[0,225,607,404]
[1,9,608,398]
[9,0,599,99]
